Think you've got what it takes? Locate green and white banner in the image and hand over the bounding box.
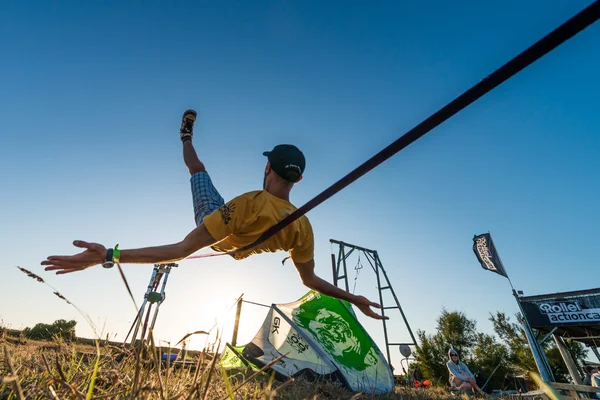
[241,291,394,394]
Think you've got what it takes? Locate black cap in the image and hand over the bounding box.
[263,144,306,182]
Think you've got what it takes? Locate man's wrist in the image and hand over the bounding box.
[347,293,360,304]
[102,248,114,268]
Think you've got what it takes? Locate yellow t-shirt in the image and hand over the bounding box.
[202,190,314,263]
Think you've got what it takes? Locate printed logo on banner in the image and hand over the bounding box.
[472,233,509,278]
[286,332,309,353]
[536,300,600,323]
[272,317,281,334]
[474,236,497,271]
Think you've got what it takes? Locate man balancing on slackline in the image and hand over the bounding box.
[42,110,386,320]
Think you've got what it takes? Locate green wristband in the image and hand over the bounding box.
[113,244,120,263]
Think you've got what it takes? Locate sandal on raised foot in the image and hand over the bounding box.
[180,109,198,142]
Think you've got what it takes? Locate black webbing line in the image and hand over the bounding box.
[229,1,600,257]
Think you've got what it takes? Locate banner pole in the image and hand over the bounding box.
[591,347,600,361]
[508,278,555,382]
[474,232,555,381]
[232,295,243,346]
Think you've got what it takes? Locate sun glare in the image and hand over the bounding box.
[163,292,269,353]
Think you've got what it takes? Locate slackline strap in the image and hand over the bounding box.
[190,2,600,260]
[187,252,224,259]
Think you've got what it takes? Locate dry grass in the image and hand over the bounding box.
[0,337,472,400]
[4,267,492,399]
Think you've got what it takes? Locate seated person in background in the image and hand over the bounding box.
[590,367,600,400]
[583,365,597,386]
[592,368,600,387]
[447,348,486,395]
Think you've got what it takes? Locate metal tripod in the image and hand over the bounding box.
[124,263,178,345]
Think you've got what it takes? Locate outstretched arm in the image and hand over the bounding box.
[294,259,388,320]
[42,224,217,274]
[120,225,216,264]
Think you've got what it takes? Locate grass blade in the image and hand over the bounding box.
[218,364,235,400]
[3,346,25,400]
[201,335,222,400]
[217,353,288,400]
[149,330,166,400]
[85,340,101,400]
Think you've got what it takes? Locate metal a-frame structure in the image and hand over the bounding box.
[124,263,178,346]
[330,239,418,368]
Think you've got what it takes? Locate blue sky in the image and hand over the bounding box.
[1,0,599,371]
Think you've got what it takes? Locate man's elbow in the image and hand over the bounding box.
[181,225,216,257]
[180,236,202,258]
[301,275,319,289]
[180,241,197,258]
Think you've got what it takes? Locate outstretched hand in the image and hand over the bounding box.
[353,295,389,320]
[42,240,107,275]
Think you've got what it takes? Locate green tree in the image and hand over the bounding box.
[415,309,589,388]
[489,311,536,372]
[490,311,587,383]
[413,309,479,385]
[472,332,511,389]
[25,319,77,341]
[414,329,448,383]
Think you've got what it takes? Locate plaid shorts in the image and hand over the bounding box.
[190,172,225,226]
